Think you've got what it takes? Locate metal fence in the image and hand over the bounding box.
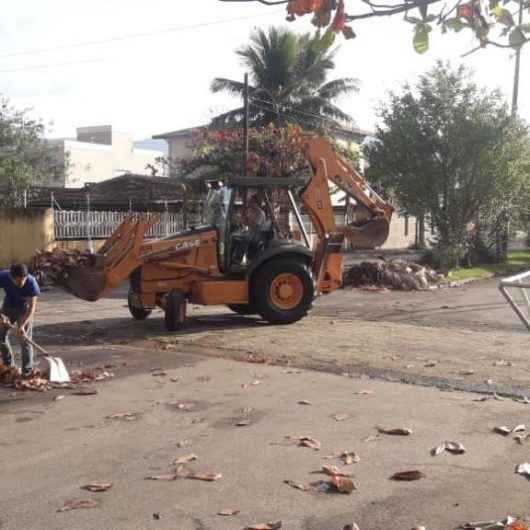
[54,210,185,241]
[498,270,530,331]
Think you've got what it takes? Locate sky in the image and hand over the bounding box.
[0,0,528,142]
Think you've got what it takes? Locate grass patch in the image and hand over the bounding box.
[448,250,530,282]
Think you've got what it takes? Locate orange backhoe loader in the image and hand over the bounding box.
[62,136,393,331]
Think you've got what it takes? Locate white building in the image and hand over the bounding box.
[48,125,166,188]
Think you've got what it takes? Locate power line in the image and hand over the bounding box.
[0,58,102,74]
[0,10,284,60]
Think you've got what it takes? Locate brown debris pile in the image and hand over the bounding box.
[0,365,51,391]
[342,260,444,291]
[33,248,94,287]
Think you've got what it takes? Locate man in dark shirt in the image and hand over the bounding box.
[0,263,40,376]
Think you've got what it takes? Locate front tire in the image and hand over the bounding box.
[128,291,152,320]
[252,258,314,324]
[165,290,187,332]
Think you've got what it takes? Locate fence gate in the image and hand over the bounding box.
[498,271,530,331]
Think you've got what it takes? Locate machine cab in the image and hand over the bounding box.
[204,176,310,274]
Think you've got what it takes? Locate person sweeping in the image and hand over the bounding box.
[0,263,40,377]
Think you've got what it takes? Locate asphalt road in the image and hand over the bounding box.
[1,278,530,529]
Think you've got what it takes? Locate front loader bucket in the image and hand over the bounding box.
[60,254,108,302]
[62,265,108,302]
[344,218,390,249]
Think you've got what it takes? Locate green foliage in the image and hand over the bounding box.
[0,96,65,207]
[210,26,358,131]
[365,62,530,269]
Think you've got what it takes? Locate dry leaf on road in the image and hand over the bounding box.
[378,427,413,436]
[298,400,311,405]
[58,499,98,512]
[284,479,310,491]
[246,522,282,529]
[342,451,361,465]
[286,436,321,450]
[512,425,526,433]
[390,470,425,481]
[189,472,222,482]
[431,444,446,457]
[174,454,198,465]
[81,482,113,492]
[218,508,240,516]
[353,390,374,395]
[516,463,530,479]
[344,524,360,530]
[332,414,351,422]
[106,412,137,420]
[494,426,512,436]
[146,473,177,481]
[445,442,466,454]
[328,474,356,493]
[53,395,65,401]
[236,420,252,427]
[321,465,353,478]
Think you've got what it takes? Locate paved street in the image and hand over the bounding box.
[2,280,530,529]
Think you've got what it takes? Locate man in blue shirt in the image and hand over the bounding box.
[0,263,40,377]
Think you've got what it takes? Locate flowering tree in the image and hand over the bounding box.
[174,124,309,182]
[218,0,530,54]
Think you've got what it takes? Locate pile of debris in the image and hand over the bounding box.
[342,260,444,291]
[0,365,51,391]
[33,248,94,287]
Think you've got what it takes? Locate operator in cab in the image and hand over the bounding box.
[0,263,40,377]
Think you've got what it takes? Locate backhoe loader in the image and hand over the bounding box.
[61,136,393,331]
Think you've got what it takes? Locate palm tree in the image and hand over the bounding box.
[210,27,359,131]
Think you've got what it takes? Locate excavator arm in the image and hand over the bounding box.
[300,136,394,295]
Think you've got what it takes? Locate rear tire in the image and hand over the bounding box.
[165,290,187,332]
[252,258,314,324]
[227,304,256,315]
[128,291,152,320]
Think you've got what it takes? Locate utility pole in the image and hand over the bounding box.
[511,0,524,116]
[243,73,250,176]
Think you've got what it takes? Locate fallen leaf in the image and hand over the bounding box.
[218,508,240,516]
[516,462,530,479]
[363,434,381,442]
[176,439,191,448]
[152,371,166,377]
[513,433,527,447]
[236,419,252,427]
[377,427,413,436]
[284,479,310,491]
[390,470,425,481]
[146,473,177,481]
[411,527,426,530]
[189,472,222,482]
[513,425,526,433]
[445,441,466,454]
[458,516,517,529]
[298,436,321,450]
[246,523,282,530]
[72,388,98,396]
[174,454,197,465]
[175,402,195,411]
[343,525,360,530]
[332,414,351,422]
[53,395,66,401]
[58,499,98,512]
[494,426,512,436]
[328,474,355,493]
[431,444,446,457]
[342,451,361,465]
[353,390,374,395]
[81,482,113,492]
[298,400,311,405]
[321,465,353,478]
[170,377,179,382]
[106,412,137,420]
[424,361,437,368]
[241,380,262,389]
[459,370,474,376]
